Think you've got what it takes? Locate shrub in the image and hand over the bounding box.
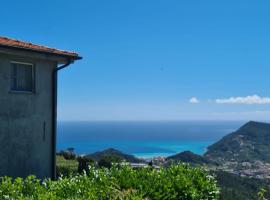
[97,155,123,169]
[56,155,78,177]
[0,164,219,200]
[77,156,93,174]
[258,188,267,200]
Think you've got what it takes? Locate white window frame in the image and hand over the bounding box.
[10,61,35,93]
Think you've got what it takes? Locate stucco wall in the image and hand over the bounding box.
[0,53,56,178]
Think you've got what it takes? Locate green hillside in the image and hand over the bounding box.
[86,148,143,163]
[214,171,270,200]
[167,151,210,165]
[205,121,270,162]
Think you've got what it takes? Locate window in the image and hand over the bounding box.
[10,62,34,92]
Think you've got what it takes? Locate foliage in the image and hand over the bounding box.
[213,171,270,200]
[258,188,268,200]
[56,155,78,177]
[98,157,114,168]
[0,164,219,200]
[77,156,94,174]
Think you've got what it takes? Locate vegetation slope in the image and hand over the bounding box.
[0,163,219,200]
[205,121,270,162]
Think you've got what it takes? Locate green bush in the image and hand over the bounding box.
[0,164,219,200]
[56,155,78,177]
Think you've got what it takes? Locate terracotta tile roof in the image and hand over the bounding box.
[0,36,81,60]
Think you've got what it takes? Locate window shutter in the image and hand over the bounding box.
[11,62,34,92]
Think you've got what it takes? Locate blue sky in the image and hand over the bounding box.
[2,0,270,121]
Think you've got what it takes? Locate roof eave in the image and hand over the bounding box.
[0,44,82,62]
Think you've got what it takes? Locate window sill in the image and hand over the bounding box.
[9,90,35,94]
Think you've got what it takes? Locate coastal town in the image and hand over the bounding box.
[132,156,270,179]
[211,161,270,179]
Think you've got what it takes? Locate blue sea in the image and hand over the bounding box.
[57,121,244,158]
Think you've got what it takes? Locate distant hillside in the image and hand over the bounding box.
[167,151,210,165]
[205,121,270,162]
[85,148,142,163]
[213,170,270,200]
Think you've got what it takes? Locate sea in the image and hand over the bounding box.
[57,121,244,159]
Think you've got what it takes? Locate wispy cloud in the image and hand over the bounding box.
[189,97,199,104]
[215,95,270,105]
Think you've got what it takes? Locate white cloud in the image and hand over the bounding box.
[215,95,270,105]
[189,97,199,104]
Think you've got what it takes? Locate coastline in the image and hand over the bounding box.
[57,120,242,158]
